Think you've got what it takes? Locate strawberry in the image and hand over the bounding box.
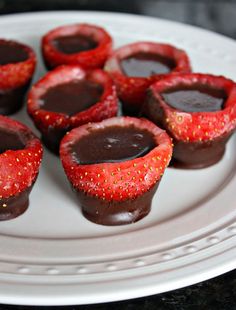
[42,23,113,70]
[60,117,172,225]
[0,39,36,115]
[144,73,236,168]
[0,115,43,220]
[27,65,118,154]
[105,41,191,115]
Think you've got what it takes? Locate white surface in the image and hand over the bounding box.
[0,11,236,306]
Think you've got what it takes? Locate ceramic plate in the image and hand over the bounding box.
[0,11,235,306]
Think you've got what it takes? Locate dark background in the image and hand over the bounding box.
[0,0,236,309]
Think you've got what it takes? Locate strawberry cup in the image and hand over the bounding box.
[0,115,43,220]
[105,41,191,115]
[0,39,36,115]
[27,65,118,154]
[60,117,172,226]
[144,73,236,168]
[42,23,113,70]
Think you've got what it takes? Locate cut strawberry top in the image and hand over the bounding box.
[0,39,36,90]
[105,41,191,113]
[0,115,43,199]
[42,23,113,70]
[27,65,118,131]
[60,117,173,202]
[149,73,236,142]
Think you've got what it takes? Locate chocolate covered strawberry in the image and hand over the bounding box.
[0,39,36,115]
[144,73,236,168]
[0,115,43,220]
[27,65,118,154]
[42,23,113,70]
[105,41,191,115]
[60,116,172,226]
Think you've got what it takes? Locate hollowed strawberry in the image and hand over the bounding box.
[0,39,36,115]
[60,116,172,226]
[105,41,191,115]
[42,23,113,70]
[144,73,236,168]
[27,65,118,154]
[0,115,43,220]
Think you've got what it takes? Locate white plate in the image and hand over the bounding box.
[0,11,236,306]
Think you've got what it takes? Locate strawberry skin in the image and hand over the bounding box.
[27,65,118,153]
[0,39,36,91]
[146,73,236,142]
[0,115,43,200]
[42,23,113,70]
[60,117,172,202]
[105,41,191,114]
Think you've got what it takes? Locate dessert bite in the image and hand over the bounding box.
[144,73,236,168]
[0,115,43,221]
[27,65,118,154]
[0,39,36,115]
[60,117,172,226]
[42,23,112,70]
[105,41,191,115]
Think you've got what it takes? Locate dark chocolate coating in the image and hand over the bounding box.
[0,186,32,221]
[0,128,25,154]
[121,52,175,78]
[40,80,103,116]
[171,133,232,169]
[52,34,98,54]
[71,125,156,164]
[162,86,226,112]
[0,42,28,65]
[41,127,69,155]
[0,82,30,115]
[75,183,159,226]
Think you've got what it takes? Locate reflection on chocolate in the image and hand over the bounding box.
[76,183,159,226]
[53,34,98,54]
[71,125,156,164]
[162,86,226,112]
[0,128,25,154]
[121,52,175,78]
[0,42,28,65]
[0,186,32,221]
[40,80,103,116]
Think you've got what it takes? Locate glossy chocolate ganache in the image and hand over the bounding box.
[71,125,156,164]
[121,52,175,78]
[71,125,158,225]
[52,34,98,54]
[40,79,103,116]
[0,41,28,65]
[0,128,30,221]
[162,85,226,112]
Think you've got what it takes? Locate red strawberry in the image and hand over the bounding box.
[60,117,172,225]
[42,23,113,70]
[0,39,36,115]
[144,73,236,168]
[0,115,43,220]
[27,65,118,154]
[105,41,191,115]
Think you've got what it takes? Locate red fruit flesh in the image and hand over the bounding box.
[105,41,191,114]
[0,115,43,199]
[60,117,173,202]
[42,23,113,70]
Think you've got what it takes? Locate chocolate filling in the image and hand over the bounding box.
[0,42,28,65]
[71,125,156,164]
[53,34,98,54]
[0,128,25,154]
[121,52,175,78]
[162,85,226,112]
[40,80,103,116]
